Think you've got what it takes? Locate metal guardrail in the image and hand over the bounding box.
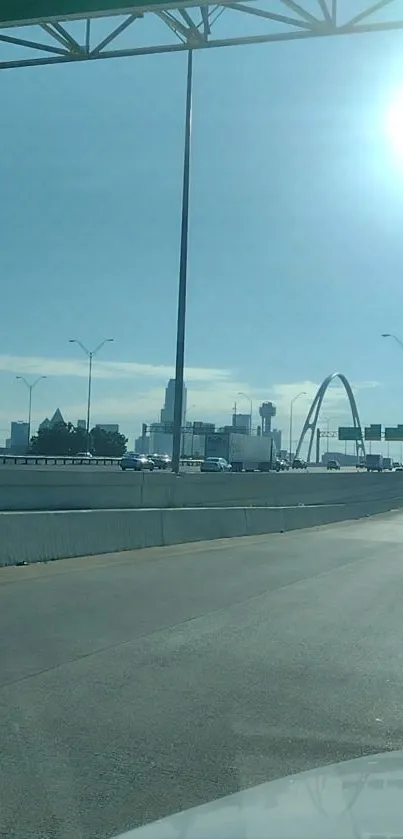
[0,455,204,467]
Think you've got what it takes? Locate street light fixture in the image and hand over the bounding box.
[16,375,47,449]
[382,332,403,349]
[289,392,306,464]
[69,338,114,451]
[237,392,253,434]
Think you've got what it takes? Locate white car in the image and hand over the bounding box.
[200,457,232,472]
[76,451,93,459]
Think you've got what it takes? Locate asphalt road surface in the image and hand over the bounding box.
[2,512,403,838]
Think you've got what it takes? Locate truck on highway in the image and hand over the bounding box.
[204,432,275,472]
[365,453,383,472]
[383,456,393,471]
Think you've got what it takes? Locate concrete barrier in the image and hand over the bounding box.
[1,469,403,512]
[162,507,249,546]
[1,495,403,566]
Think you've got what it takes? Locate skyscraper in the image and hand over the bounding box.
[9,421,29,452]
[160,378,187,426]
[232,413,251,434]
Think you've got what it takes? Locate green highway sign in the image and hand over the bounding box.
[364,424,382,441]
[338,426,362,441]
[0,2,164,26]
[385,425,403,441]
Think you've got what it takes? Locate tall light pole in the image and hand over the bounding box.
[289,392,306,463]
[182,403,196,456]
[238,392,253,434]
[69,337,114,451]
[16,375,47,449]
[172,50,193,474]
[382,333,403,462]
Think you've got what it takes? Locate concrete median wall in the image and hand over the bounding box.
[1,495,403,566]
[1,468,403,512]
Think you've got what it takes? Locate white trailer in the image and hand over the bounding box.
[204,432,275,471]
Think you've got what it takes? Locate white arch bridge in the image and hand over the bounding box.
[295,372,366,464]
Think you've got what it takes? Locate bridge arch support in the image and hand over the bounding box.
[295,372,366,464]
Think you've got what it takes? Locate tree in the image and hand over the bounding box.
[90,427,127,457]
[29,422,127,457]
[30,422,87,456]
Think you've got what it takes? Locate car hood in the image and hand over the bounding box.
[114,750,403,838]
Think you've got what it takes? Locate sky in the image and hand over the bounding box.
[3,1,403,454]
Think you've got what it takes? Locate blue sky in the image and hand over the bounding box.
[3,3,403,451]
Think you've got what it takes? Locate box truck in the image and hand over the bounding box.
[204,432,275,472]
[365,453,383,472]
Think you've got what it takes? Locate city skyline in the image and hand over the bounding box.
[0,361,384,451]
[4,366,403,459]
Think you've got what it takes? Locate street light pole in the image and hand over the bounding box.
[323,416,332,454]
[382,334,403,464]
[182,403,195,457]
[289,392,306,464]
[87,352,93,441]
[238,392,253,434]
[16,375,47,449]
[172,49,193,475]
[69,337,114,451]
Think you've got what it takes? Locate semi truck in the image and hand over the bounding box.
[365,453,383,472]
[204,432,275,472]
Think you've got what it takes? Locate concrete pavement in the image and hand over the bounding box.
[2,512,403,838]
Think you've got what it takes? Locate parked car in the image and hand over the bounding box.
[76,451,93,459]
[150,453,171,469]
[292,458,306,469]
[200,457,232,472]
[120,452,155,471]
[327,459,340,470]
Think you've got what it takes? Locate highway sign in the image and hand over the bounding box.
[338,427,362,441]
[364,424,382,441]
[0,2,162,27]
[385,425,403,441]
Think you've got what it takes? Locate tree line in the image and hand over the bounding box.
[29,422,128,457]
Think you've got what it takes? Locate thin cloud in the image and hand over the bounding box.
[352,380,380,390]
[271,379,378,421]
[0,354,230,383]
[31,377,376,426]
[1,368,377,439]
[60,378,367,426]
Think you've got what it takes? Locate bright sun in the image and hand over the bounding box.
[385,89,403,157]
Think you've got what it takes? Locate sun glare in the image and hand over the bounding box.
[385,89,403,158]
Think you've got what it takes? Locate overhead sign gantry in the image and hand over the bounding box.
[2,1,403,70]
